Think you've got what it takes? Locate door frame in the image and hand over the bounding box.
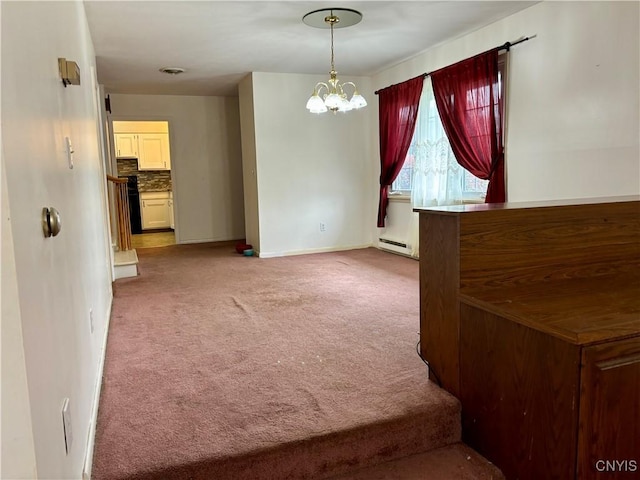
[106,115,179,243]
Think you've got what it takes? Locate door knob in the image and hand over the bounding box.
[42,207,62,238]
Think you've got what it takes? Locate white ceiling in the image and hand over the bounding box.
[83,1,538,97]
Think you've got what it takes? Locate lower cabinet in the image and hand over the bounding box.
[578,337,640,479]
[459,301,640,480]
[140,191,172,230]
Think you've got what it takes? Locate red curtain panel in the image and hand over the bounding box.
[431,50,505,203]
[377,76,424,227]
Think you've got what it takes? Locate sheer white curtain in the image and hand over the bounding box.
[409,78,464,257]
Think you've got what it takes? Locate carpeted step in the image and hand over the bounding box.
[200,397,462,480]
[325,443,504,480]
[94,385,461,480]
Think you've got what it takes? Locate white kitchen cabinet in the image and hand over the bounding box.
[115,133,138,158]
[137,133,171,170]
[140,191,171,230]
[114,132,171,171]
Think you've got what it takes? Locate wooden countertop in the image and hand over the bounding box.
[414,195,639,215]
[459,272,640,346]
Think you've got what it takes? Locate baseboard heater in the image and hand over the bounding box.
[378,238,411,256]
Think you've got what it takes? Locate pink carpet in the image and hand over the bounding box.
[328,443,503,480]
[92,245,462,479]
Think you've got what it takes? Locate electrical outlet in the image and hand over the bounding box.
[320,222,326,233]
[62,398,72,455]
[89,308,94,334]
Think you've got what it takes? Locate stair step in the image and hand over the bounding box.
[92,385,462,480]
[113,249,138,279]
[114,248,138,266]
[325,443,504,480]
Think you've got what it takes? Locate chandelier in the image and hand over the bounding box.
[303,8,367,114]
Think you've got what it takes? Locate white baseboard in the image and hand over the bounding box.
[257,243,372,259]
[178,237,243,245]
[82,293,113,480]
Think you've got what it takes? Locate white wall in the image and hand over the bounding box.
[372,1,640,245]
[1,1,113,478]
[1,155,38,480]
[238,74,260,251]
[108,94,245,243]
[242,72,375,257]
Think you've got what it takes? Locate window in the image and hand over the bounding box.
[392,54,506,203]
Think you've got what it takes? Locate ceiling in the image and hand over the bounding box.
[83,1,538,97]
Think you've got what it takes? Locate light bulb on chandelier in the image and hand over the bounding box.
[303,8,367,115]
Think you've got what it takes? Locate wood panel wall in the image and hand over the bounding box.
[459,303,581,480]
[418,213,460,394]
[417,197,640,396]
[416,196,640,480]
[459,201,640,290]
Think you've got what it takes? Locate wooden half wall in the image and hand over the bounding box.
[415,196,640,396]
[415,196,640,480]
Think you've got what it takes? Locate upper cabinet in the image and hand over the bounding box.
[138,134,171,170]
[115,133,138,158]
[113,121,171,171]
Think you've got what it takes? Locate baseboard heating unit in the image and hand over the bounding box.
[378,238,412,256]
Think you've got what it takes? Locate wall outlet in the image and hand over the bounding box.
[319,222,326,233]
[62,398,72,455]
[89,308,94,334]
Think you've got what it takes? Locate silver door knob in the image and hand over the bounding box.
[42,207,62,238]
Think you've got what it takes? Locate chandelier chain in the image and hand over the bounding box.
[330,16,335,72]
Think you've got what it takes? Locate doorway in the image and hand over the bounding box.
[111,120,176,249]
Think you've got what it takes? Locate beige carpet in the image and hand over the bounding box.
[93,245,463,479]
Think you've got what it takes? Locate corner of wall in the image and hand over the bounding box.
[1,149,38,480]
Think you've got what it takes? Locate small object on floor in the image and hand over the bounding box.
[235,242,252,254]
[243,249,254,257]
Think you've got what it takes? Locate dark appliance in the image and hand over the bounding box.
[121,175,142,234]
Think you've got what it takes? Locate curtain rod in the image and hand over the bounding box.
[374,35,537,95]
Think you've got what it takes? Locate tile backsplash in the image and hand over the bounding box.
[117,158,172,192]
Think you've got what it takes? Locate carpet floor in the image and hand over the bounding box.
[327,443,503,480]
[93,245,468,479]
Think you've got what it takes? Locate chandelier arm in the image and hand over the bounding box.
[340,81,357,95]
[315,82,329,97]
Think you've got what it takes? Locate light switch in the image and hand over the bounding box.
[65,137,74,169]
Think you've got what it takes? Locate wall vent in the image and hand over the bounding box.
[378,238,411,256]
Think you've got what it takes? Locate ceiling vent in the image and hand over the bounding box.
[159,67,186,75]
